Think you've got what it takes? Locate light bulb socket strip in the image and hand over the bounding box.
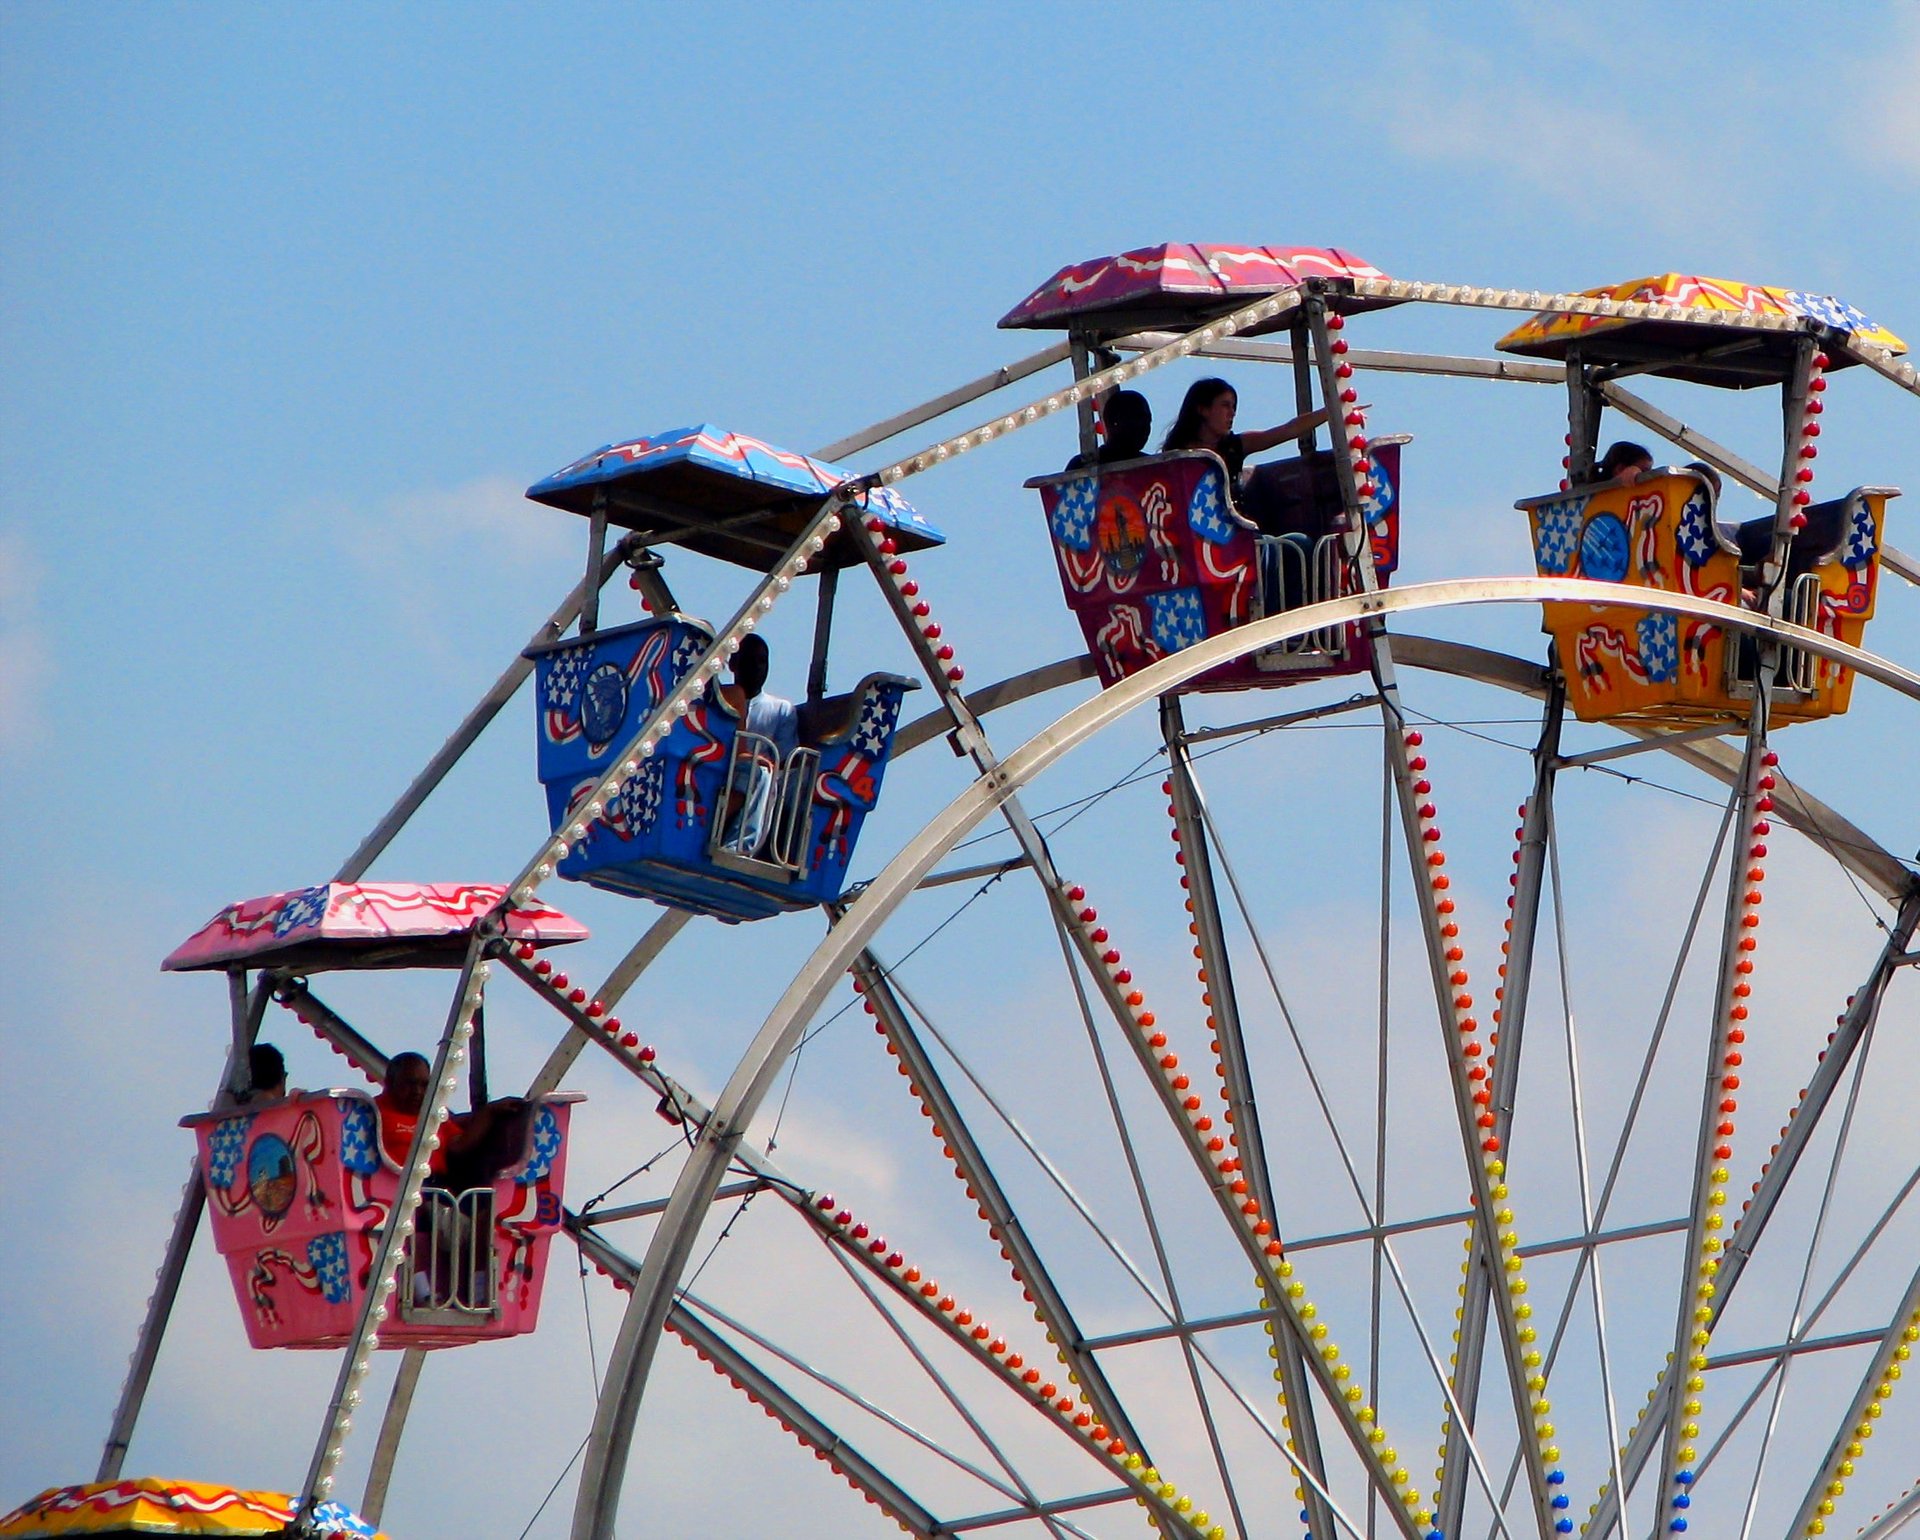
[1651,733,1779,1530]
[296,947,491,1518]
[798,1188,1225,1540]
[846,954,1150,1458]
[1787,1265,1920,1538]
[500,945,663,1077]
[1349,277,1813,334]
[1759,346,1829,600]
[867,289,1307,488]
[1378,724,1571,1536]
[1158,761,1331,1538]
[567,1223,940,1539]
[1842,335,1920,396]
[1051,873,1436,1538]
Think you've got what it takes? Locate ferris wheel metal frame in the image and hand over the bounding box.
[91,272,1920,1540]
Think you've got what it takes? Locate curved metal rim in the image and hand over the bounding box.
[572,576,1920,1540]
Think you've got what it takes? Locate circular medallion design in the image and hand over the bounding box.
[246,1134,297,1219]
[1579,512,1631,582]
[581,662,629,749]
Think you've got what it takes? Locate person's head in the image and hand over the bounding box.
[1100,390,1153,459]
[249,1043,287,1099]
[1685,460,1724,498]
[731,633,770,700]
[1163,378,1237,451]
[383,1052,431,1115]
[1597,441,1654,485]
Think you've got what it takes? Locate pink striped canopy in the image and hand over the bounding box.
[1000,243,1390,330]
[164,882,588,972]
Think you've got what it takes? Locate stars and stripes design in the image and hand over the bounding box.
[1534,497,1586,574]
[1149,587,1207,653]
[337,1100,387,1288]
[208,1115,252,1189]
[1359,450,1397,525]
[540,648,590,741]
[1783,289,1883,338]
[1678,486,1718,566]
[519,1106,564,1184]
[339,1102,379,1175]
[1844,491,1878,569]
[1050,475,1099,550]
[273,885,330,938]
[543,625,691,753]
[308,1231,351,1304]
[1187,470,1236,544]
[1637,612,1680,682]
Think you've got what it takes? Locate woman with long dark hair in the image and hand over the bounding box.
[1160,376,1332,480]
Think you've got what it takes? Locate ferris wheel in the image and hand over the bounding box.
[11,246,1920,1540]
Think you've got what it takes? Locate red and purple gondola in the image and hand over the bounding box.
[1027,442,1404,691]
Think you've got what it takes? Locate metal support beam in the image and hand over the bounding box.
[577,1180,767,1226]
[279,980,389,1082]
[811,341,1073,462]
[1584,884,1920,1539]
[97,972,273,1481]
[1650,691,1774,1527]
[1553,721,1730,771]
[1162,693,1336,1538]
[359,1349,424,1525]
[847,950,1149,1460]
[1437,677,1564,1538]
[1856,1483,1920,1540]
[333,541,631,883]
[525,908,693,1100]
[1785,1256,1920,1537]
[1306,290,1563,1537]
[295,935,490,1528]
[568,1222,942,1538]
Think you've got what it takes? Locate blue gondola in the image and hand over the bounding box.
[523,426,936,922]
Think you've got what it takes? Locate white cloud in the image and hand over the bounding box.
[1378,25,1661,203]
[283,474,581,680]
[0,531,48,760]
[333,475,577,572]
[1850,12,1920,177]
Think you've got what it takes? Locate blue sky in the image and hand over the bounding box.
[5,5,1920,1538]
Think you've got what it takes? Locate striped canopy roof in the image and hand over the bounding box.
[1498,273,1904,385]
[1000,243,1392,332]
[0,1480,385,1538]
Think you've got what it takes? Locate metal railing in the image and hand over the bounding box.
[1783,571,1823,692]
[710,732,820,876]
[401,1187,497,1319]
[1259,532,1350,657]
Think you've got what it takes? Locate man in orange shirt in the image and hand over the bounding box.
[376,1051,531,1189]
